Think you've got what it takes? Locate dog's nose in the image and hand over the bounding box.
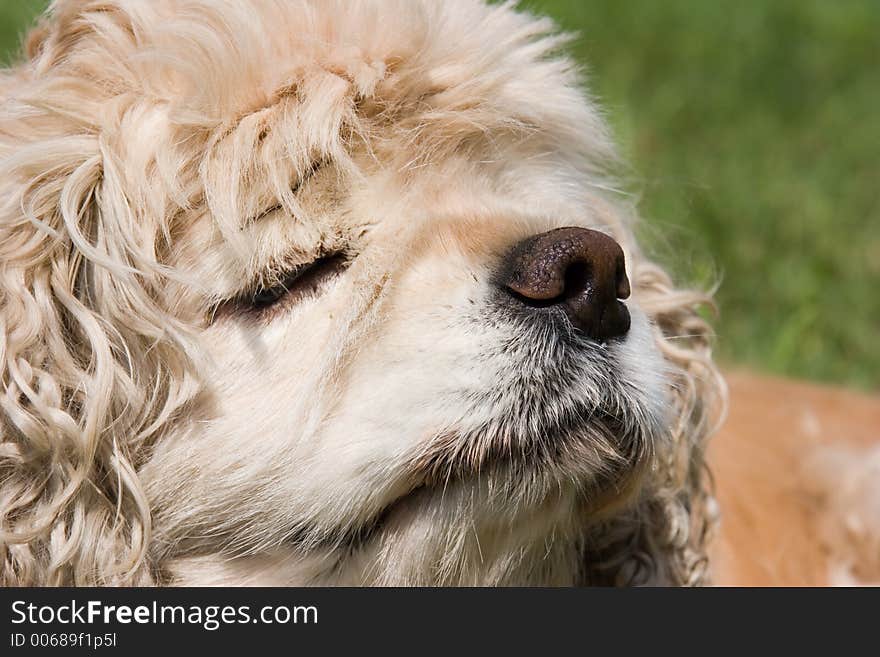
[503,227,631,341]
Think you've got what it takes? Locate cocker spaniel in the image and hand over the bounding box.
[2,0,730,586]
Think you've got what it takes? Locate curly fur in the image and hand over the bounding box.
[0,0,724,586]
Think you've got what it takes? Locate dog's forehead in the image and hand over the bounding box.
[146,0,612,168]
[154,1,566,114]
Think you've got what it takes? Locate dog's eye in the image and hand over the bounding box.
[251,281,289,309]
[212,252,349,322]
[250,253,348,311]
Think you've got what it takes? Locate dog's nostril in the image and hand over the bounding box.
[562,261,590,301]
[503,227,632,341]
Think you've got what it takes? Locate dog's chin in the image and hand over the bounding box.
[349,411,654,550]
[310,415,656,586]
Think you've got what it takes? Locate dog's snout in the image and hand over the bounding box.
[503,227,631,341]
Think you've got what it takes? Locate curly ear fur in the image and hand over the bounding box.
[0,2,200,585]
[1,1,725,586]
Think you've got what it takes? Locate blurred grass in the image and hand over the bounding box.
[0,2,45,64]
[1,1,878,389]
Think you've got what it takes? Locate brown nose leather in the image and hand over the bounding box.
[504,227,631,341]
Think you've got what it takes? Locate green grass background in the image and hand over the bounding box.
[2,1,877,390]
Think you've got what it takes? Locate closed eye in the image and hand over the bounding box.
[250,253,347,309]
[212,252,349,322]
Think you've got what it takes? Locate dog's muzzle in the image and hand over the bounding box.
[499,227,631,341]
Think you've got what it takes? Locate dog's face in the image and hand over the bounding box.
[136,0,670,585]
[2,1,717,586]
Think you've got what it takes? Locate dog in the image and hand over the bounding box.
[1,0,728,586]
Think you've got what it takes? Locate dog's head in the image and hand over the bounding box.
[0,0,723,585]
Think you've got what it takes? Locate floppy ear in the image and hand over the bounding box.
[0,2,199,585]
[581,261,725,586]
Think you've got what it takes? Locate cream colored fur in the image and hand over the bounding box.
[0,0,723,586]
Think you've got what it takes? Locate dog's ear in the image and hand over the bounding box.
[581,261,726,586]
[0,3,199,585]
